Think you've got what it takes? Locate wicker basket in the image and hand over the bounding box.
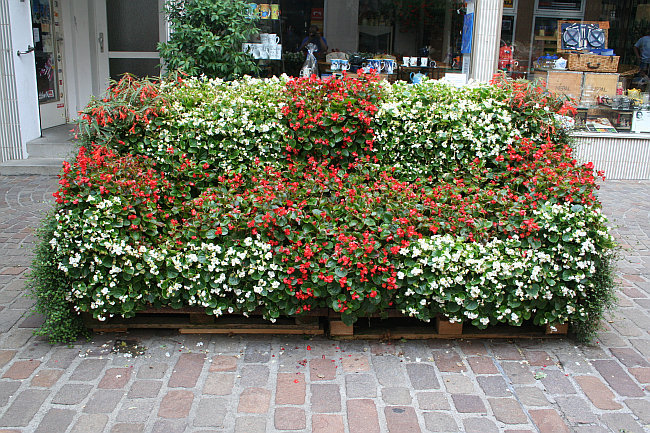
[568,53,619,72]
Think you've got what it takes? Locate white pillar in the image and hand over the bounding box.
[1,0,39,162]
[470,0,503,83]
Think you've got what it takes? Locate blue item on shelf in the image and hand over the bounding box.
[589,48,614,56]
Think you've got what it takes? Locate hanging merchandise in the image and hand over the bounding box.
[300,43,319,77]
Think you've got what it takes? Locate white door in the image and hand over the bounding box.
[93,0,166,93]
[31,0,67,129]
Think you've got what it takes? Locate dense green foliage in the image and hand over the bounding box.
[35,73,616,342]
[158,0,259,79]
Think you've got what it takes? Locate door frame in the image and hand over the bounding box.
[92,0,167,95]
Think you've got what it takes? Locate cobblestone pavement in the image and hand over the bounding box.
[0,175,648,433]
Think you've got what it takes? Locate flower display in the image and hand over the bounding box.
[40,72,615,341]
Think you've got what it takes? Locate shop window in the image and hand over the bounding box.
[537,0,583,12]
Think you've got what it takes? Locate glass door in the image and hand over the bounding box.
[94,0,165,92]
[31,0,67,129]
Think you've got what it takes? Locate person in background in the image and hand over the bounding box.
[299,25,328,60]
[634,30,650,75]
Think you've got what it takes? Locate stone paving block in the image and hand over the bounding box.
[347,399,380,433]
[69,414,109,433]
[600,413,646,433]
[128,380,162,398]
[554,396,598,424]
[0,389,49,427]
[500,361,535,384]
[463,417,499,433]
[529,409,570,433]
[489,398,528,424]
[200,372,234,397]
[2,359,40,380]
[311,383,341,412]
[83,389,124,414]
[406,363,439,389]
[137,362,168,379]
[116,399,155,423]
[17,313,45,328]
[30,368,63,388]
[151,420,189,433]
[433,350,466,372]
[310,358,337,381]
[624,398,650,424]
[209,355,237,372]
[53,383,93,405]
[158,390,194,418]
[193,397,228,428]
[451,394,487,413]
[422,412,458,432]
[0,351,16,369]
[240,364,269,387]
[596,331,627,347]
[234,416,266,433]
[244,342,271,363]
[70,358,108,381]
[276,372,305,404]
[491,343,523,360]
[610,316,644,336]
[458,340,488,356]
[580,344,608,360]
[312,414,345,433]
[610,347,649,367]
[477,375,511,396]
[442,374,474,393]
[629,367,650,383]
[593,360,644,397]
[99,367,132,389]
[45,347,78,369]
[574,375,622,410]
[416,392,450,410]
[110,423,145,433]
[384,406,421,433]
[274,407,306,430]
[168,353,205,388]
[345,373,376,398]
[0,310,22,333]
[630,338,650,359]
[341,355,370,372]
[467,356,498,374]
[278,348,308,373]
[238,387,271,414]
[372,355,407,387]
[381,387,411,405]
[539,370,576,394]
[524,350,554,366]
[33,408,75,433]
[0,382,20,407]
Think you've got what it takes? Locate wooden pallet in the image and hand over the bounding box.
[327,316,568,340]
[84,308,325,336]
[84,308,568,339]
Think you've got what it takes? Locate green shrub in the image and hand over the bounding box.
[38,73,616,342]
[158,0,260,80]
[28,212,88,343]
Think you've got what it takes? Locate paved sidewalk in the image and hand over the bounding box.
[0,175,648,433]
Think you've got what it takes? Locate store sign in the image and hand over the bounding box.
[504,0,513,8]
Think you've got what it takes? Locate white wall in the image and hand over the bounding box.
[9,0,40,151]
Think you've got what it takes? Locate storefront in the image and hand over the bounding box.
[497,0,650,177]
[1,0,647,178]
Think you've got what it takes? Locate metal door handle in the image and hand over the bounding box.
[17,45,34,56]
[99,32,104,53]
